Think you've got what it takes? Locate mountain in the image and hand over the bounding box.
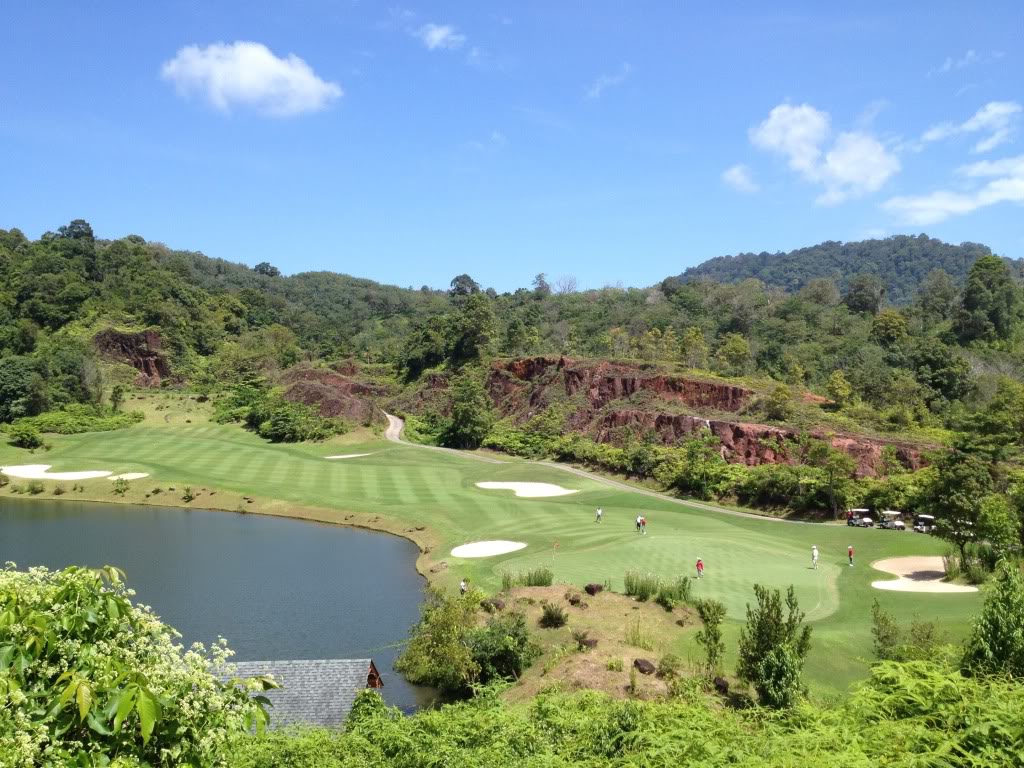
[672,234,1021,305]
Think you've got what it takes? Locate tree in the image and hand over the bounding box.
[826,369,854,407]
[468,612,541,684]
[870,309,909,346]
[694,599,727,674]
[56,218,95,241]
[8,423,43,449]
[925,449,993,563]
[449,274,481,297]
[910,338,972,407]
[253,262,281,277]
[737,585,812,708]
[843,274,886,314]
[395,585,482,692]
[915,269,958,320]
[680,327,709,369]
[716,333,752,376]
[764,384,795,421]
[532,273,551,297]
[450,293,497,364]
[555,275,578,294]
[806,440,858,518]
[977,495,1021,559]
[0,356,45,423]
[956,255,1021,344]
[110,383,126,413]
[961,560,1024,677]
[442,368,494,449]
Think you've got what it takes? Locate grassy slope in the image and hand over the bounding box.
[0,393,979,698]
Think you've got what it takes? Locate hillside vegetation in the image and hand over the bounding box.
[674,234,1023,304]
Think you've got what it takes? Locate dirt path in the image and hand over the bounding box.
[382,414,807,524]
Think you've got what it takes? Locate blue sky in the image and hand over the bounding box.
[1,1,1021,291]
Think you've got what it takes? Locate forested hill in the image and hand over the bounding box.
[674,235,1022,305]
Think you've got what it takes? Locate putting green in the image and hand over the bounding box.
[0,400,983,696]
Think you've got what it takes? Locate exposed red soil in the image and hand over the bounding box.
[93,329,170,387]
[279,367,386,426]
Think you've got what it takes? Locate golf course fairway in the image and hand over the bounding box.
[0,394,982,697]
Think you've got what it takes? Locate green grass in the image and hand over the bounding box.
[0,393,981,698]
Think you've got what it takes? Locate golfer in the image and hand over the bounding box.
[636,515,642,533]
[811,545,819,570]
[595,507,603,523]
[640,516,647,534]
[460,579,468,595]
[696,558,704,579]
[848,545,854,567]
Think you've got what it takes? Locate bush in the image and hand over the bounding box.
[657,653,684,679]
[572,629,592,650]
[624,570,660,601]
[737,585,812,708]
[27,480,44,495]
[468,612,541,684]
[0,565,272,766]
[694,598,727,674]
[53,485,65,496]
[606,658,624,671]
[13,404,144,435]
[112,478,130,496]
[539,603,568,629]
[8,423,43,449]
[182,486,195,503]
[655,576,692,611]
[962,559,1024,677]
[503,567,554,589]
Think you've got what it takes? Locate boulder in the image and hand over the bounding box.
[584,583,604,596]
[580,638,598,649]
[481,598,505,613]
[633,659,656,675]
[713,676,730,696]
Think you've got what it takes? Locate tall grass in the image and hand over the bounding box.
[656,576,692,610]
[502,567,555,590]
[624,619,656,651]
[624,570,661,601]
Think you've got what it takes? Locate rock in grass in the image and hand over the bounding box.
[714,676,730,696]
[633,659,656,675]
[584,583,604,596]
[481,598,505,613]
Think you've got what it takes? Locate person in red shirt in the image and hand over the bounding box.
[696,558,704,579]
[848,545,854,567]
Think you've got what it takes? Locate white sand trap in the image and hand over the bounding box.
[108,473,150,481]
[0,464,112,481]
[451,540,527,558]
[324,453,374,460]
[476,481,578,498]
[871,556,978,594]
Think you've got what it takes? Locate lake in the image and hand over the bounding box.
[0,497,434,713]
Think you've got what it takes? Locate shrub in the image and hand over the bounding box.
[962,559,1024,677]
[624,570,660,601]
[0,565,272,766]
[655,576,692,611]
[53,485,66,496]
[13,404,144,435]
[571,629,592,650]
[112,478,130,496]
[523,567,554,587]
[694,598,727,674]
[737,585,812,709]
[539,603,568,629]
[657,653,684,679]
[624,619,656,651]
[395,585,480,692]
[182,486,195,503]
[468,612,541,684]
[27,480,44,495]
[606,657,624,671]
[8,423,43,449]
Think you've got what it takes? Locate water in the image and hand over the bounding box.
[0,498,434,713]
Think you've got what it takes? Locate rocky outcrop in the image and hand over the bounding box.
[94,329,170,387]
[489,357,751,414]
[596,409,925,477]
[280,367,386,426]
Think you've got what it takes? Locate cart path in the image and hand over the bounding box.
[383,413,808,525]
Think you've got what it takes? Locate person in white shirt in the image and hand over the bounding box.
[811,546,819,570]
[595,507,603,523]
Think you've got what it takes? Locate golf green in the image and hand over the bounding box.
[0,407,982,696]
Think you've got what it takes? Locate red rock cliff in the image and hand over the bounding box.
[94,329,171,387]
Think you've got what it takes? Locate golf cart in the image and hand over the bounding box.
[847,508,873,527]
[879,510,906,530]
[913,514,936,534]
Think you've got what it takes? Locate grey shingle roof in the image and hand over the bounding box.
[228,659,380,730]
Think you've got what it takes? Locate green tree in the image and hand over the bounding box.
[977,495,1021,559]
[870,309,909,346]
[110,383,126,413]
[926,449,993,563]
[8,422,43,449]
[694,599,727,674]
[843,274,886,314]
[395,585,481,691]
[827,369,854,407]
[451,293,497,364]
[449,274,481,297]
[915,268,958,320]
[442,368,494,449]
[253,261,281,277]
[961,560,1024,677]
[680,327,709,369]
[764,384,795,421]
[956,255,1021,344]
[0,356,45,423]
[806,440,858,518]
[716,333,752,376]
[737,585,812,708]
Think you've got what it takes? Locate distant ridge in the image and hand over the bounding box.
[672,234,1022,305]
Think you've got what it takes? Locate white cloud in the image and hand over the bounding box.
[414,23,466,50]
[883,152,1024,225]
[749,103,830,175]
[933,49,979,75]
[721,164,759,193]
[585,63,632,100]
[749,103,899,204]
[161,41,341,117]
[921,101,1022,153]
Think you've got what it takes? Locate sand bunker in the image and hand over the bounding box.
[451,540,528,558]
[0,464,112,481]
[871,556,978,594]
[108,473,150,481]
[476,481,578,498]
[324,453,373,460]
